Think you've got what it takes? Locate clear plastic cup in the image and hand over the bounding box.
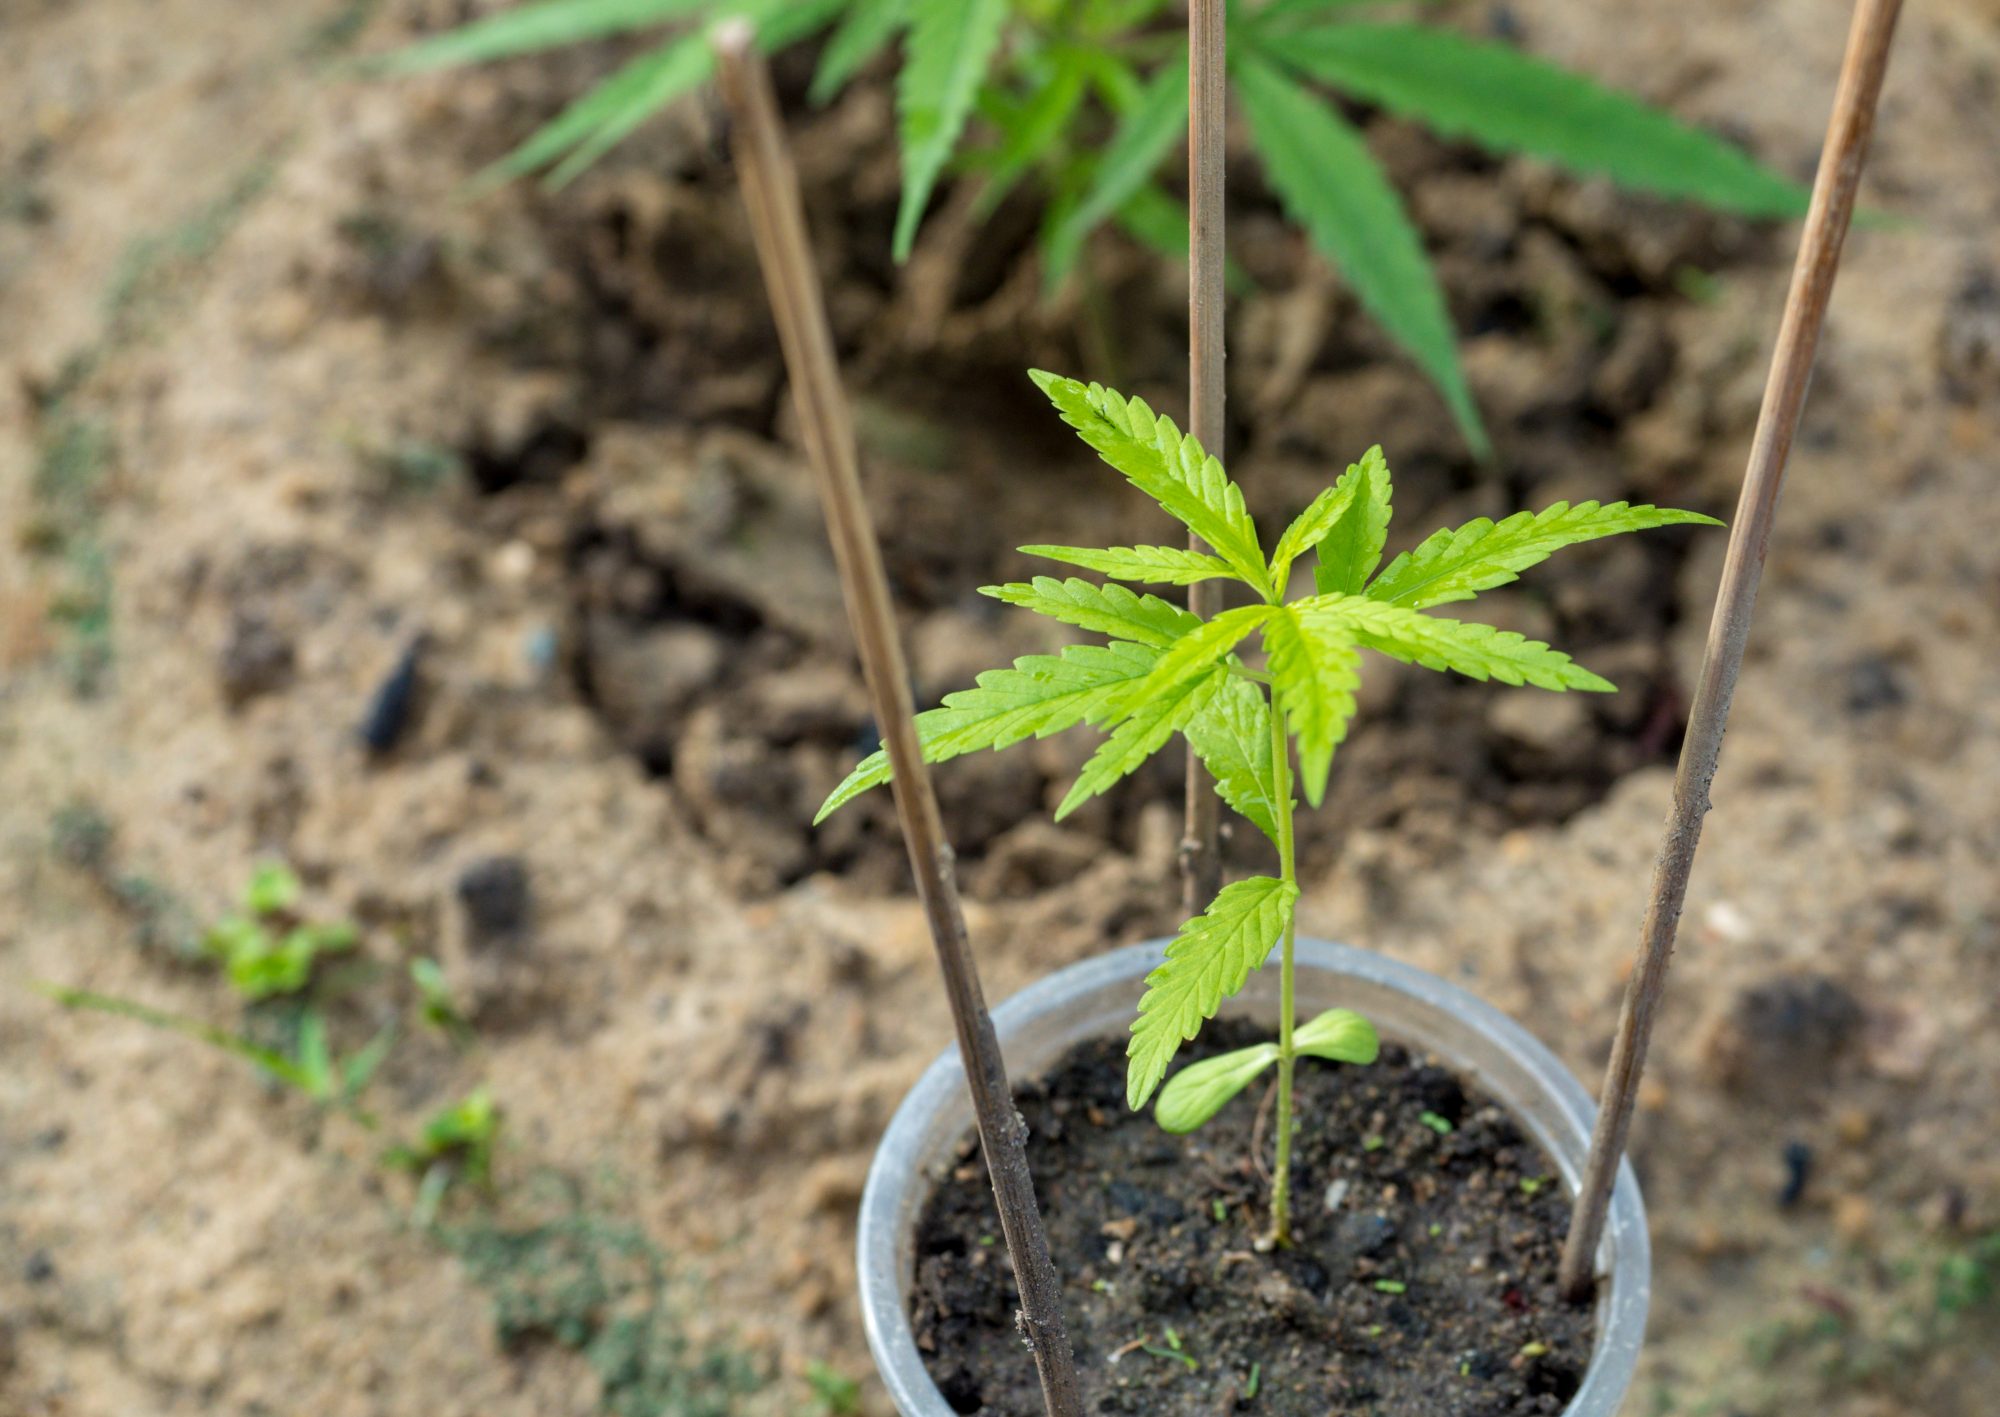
[858,936,1649,1416]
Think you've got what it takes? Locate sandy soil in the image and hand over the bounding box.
[2,1,1996,1414]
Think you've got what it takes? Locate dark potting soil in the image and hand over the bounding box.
[910,1021,1594,1416]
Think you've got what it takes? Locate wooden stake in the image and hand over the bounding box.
[1558,0,1904,1303]
[1181,0,1227,918]
[710,26,1083,1414]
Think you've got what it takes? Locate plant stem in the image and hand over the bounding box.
[711,28,1083,1415]
[1556,0,1903,1304]
[1266,686,1299,1248]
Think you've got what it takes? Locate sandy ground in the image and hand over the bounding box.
[2,1,1996,1414]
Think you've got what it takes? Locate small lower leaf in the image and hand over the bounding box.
[1156,1042,1279,1134]
[1294,1008,1380,1064]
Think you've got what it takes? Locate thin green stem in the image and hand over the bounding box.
[1266,687,1299,1247]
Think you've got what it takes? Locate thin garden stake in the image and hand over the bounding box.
[1558,0,1904,1303]
[710,25,1084,1414]
[1181,0,1228,918]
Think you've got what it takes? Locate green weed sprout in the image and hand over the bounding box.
[203,862,359,1001]
[381,0,1806,453]
[821,370,1719,1241]
[386,1089,503,1225]
[411,956,474,1046]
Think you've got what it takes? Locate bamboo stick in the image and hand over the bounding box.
[710,25,1083,1412]
[1182,0,1228,918]
[1558,0,1905,1302]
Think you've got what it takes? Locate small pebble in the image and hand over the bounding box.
[1779,1140,1814,1209]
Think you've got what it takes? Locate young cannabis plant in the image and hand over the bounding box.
[382,0,1805,452]
[819,369,1719,1241]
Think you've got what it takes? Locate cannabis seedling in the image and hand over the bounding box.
[384,0,1805,451]
[821,370,1718,1241]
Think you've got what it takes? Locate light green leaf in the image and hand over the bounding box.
[1044,48,1189,288]
[245,862,301,916]
[379,0,703,72]
[1185,675,1285,845]
[1312,445,1394,596]
[1269,476,1359,594]
[1154,1042,1278,1134]
[814,640,1162,820]
[1127,876,1298,1109]
[37,985,313,1093]
[811,0,907,104]
[1057,663,1229,820]
[981,575,1199,648]
[1029,371,1268,586]
[1365,500,1722,610]
[1262,606,1361,808]
[1018,543,1237,587]
[1298,591,1614,691]
[893,0,1011,260]
[1294,1007,1380,1064]
[472,39,694,189]
[1234,54,1487,458]
[1274,24,1809,219]
[1115,605,1274,720]
[297,1011,333,1099]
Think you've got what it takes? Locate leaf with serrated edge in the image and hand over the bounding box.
[814,641,1161,821]
[1019,543,1238,587]
[893,0,1010,261]
[1058,663,1228,820]
[1236,55,1488,456]
[1155,1043,1279,1134]
[1273,25,1808,219]
[1294,1008,1380,1064]
[981,576,1198,648]
[1128,877,1298,1109]
[1299,592,1614,692]
[1114,605,1274,721]
[1262,607,1361,808]
[1312,445,1394,596]
[1366,500,1722,610]
[1029,371,1268,587]
[1270,476,1359,594]
[1185,675,1285,844]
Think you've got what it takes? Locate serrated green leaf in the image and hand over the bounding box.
[379,0,703,73]
[1029,371,1268,586]
[1128,876,1298,1109]
[1019,543,1238,587]
[1116,605,1274,720]
[1275,24,1809,219]
[1185,675,1285,845]
[814,640,1162,820]
[893,0,1010,260]
[1057,663,1228,821]
[1235,54,1488,458]
[1294,1007,1379,1064]
[1367,501,1722,610]
[1298,591,1614,691]
[1154,1042,1278,1134]
[981,575,1199,648]
[1270,476,1360,594]
[1262,606,1360,808]
[810,0,908,104]
[1312,445,1394,597]
[1044,47,1189,288]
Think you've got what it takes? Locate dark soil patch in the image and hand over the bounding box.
[420,59,1763,895]
[911,1022,1592,1416]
